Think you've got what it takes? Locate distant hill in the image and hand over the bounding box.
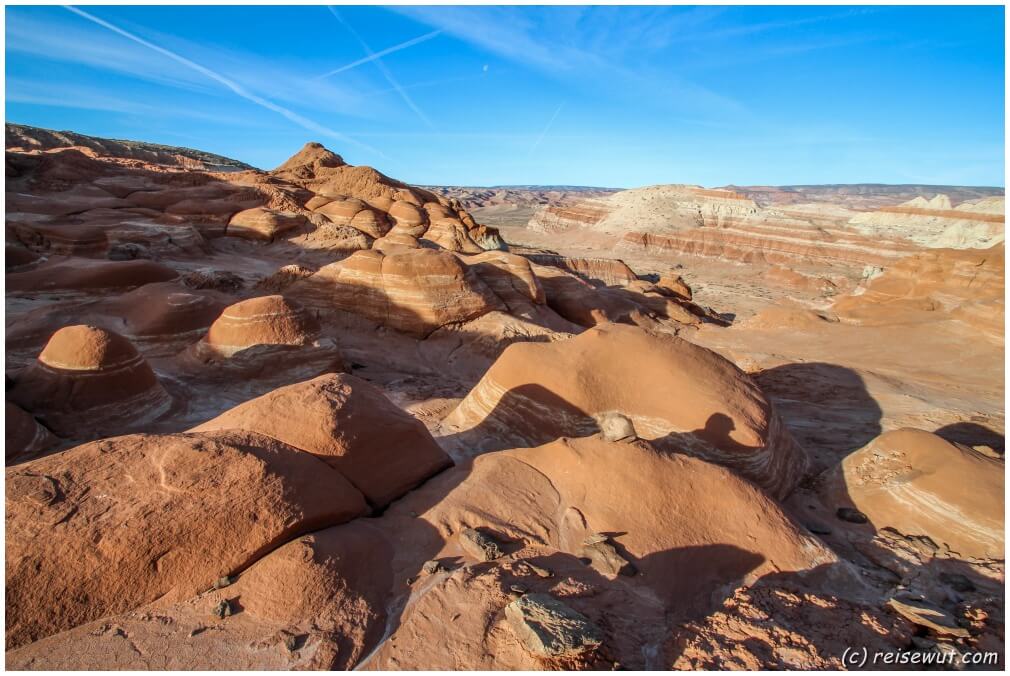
[5,123,254,172]
[721,183,1005,209]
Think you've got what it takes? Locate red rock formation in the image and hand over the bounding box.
[7,326,172,438]
[5,520,393,670]
[292,248,504,337]
[5,429,368,648]
[444,323,807,498]
[7,258,179,292]
[818,428,1004,561]
[192,374,452,508]
[5,402,57,460]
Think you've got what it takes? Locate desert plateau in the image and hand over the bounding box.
[4,4,1006,672]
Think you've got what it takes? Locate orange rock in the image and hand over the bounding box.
[7,326,171,438]
[819,428,1004,560]
[444,323,807,498]
[5,429,368,648]
[226,207,307,240]
[5,520,392,670]
[202,295,317,354]
[294,248,504,337]
[192,373,452,508]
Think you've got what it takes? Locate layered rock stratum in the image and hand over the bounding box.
[4,124,1004,670]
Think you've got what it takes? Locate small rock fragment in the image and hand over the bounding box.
[422,560,447,575]
[885,595,970,638]
[517,561,553,579]
[459,527,503,561]
[211,600,233,619]
[580,533,636,577]
[596,412,637,442]
[836,507,869,524]
[213,575,235,590]
[508,583,528,598]
[505,592,603,658]
[284,633,300,652]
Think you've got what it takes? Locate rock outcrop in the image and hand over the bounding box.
[192,374,452,508]
[5,430,368,648]
[443,323,807,498]
[818,428,1004,561]
[832,244,1004,341]
[7,326,172,439]
[292,248,505,337]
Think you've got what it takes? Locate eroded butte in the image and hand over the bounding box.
[5,124,1005,670]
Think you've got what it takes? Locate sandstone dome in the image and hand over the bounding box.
[291,248,504,337]
[819,428,1004,561]
[192,373,452,508]
[443,322,807,498]
[113,284,226,339]
[7,325,171,438]
[5,429,367,649]
[202,295,320,358]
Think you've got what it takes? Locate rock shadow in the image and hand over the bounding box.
[934,421,1004,456]
[754,362,883,471]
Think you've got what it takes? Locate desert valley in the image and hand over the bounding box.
[3,122,1005,670]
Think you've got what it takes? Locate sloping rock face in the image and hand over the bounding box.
[6,258,178,293]
[292,248,505,337]
[5,430,368,649]
[6,520,393,670]
[818,428,1004,561]
[522,253,638,286]
[363,436,834,670]
[6,123,253,171]
[5,402,56,461]
[832,243,1004,340]
[226,207,307,240]
[443,323,807,498]
[192,374,452,508]
[7,325,172,438]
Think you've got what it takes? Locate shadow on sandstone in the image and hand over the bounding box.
[753,361,883,472]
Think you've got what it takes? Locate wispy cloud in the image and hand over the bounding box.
[326,6,433,129]
[63,5,383,157]
[315,28,442,80]
[529,103,564,156]
[6,77,264,127]
[388,6,748,118]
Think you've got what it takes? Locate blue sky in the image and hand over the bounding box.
[5,5,1005,187]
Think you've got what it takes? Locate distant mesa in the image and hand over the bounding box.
[7,325,171,439]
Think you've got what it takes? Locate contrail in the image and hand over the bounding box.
[315,29,441,80]
[63,5,383,157]
[327,6,433,129]
[529,103,564,155]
